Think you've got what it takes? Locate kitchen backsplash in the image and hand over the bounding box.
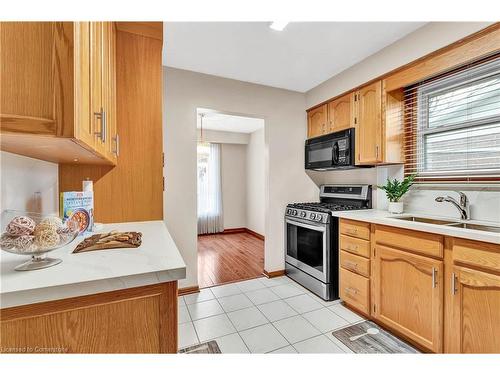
[0,151,59,214]
[307,164,500,224]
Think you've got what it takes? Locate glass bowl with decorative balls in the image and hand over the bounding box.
[0,210,79,271]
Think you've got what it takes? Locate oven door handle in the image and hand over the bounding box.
[285,218,326,232]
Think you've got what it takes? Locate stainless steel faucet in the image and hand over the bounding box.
[435,192,470,220]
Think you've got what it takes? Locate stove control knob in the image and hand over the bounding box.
[286,209,291,215]
[300,211,306,218]
[292,210,298,215]
[310,213,316,219]
[316,214,323,221]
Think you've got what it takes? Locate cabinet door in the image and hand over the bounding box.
[102,22,118,162]
[356,81,382,165]
[90,22,106,155]
[373,245,443,352]
[449,266,500,353]
[327,93,353,132]
[74,22,94,148]
[307,104,328,138]
[1,22,73,136]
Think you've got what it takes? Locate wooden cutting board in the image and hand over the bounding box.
[73,231,142,253]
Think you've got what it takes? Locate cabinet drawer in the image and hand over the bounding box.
[340,219,371,240]
[340,268,370,315]
[340,250,370,277]
[452,238,500,273]
[375,225,443,259]
[340,234,370,258]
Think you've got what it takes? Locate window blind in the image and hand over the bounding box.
[402,55,500,182]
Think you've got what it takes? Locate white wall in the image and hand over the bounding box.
[0,152,59,214]
[306,22,494,107]
[305,22,499,223]
[220,143,247,229]
[164,67,317,288]
[246,128,265,235]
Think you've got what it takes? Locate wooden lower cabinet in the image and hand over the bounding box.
[447,266,500,353]
[373,245,443,353]
[340,268,370,315]
[338,222,500,353]
[0,282,178,353]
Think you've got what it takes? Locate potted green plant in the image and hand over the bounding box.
[378,175,416,214]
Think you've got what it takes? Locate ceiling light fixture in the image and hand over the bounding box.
[269,21,289,31]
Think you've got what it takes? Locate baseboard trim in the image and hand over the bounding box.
[222,227,246,234]
[198,227,265,240]
[178,285,200,296]
[245,228,265,240]
[263,269,285,278]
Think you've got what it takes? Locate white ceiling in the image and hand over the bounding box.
[163,22,426,92]
[196,110,264,134]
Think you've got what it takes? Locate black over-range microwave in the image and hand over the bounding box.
[305,128,364,170]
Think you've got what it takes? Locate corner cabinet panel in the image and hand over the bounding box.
[373,245,443,352]
[449,266,500,353]
[307,104,328,138]
[355,81,382,165]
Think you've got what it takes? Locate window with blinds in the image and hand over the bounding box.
[404,56,500,182]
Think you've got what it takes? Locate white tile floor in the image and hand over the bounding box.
[178,276,366,353]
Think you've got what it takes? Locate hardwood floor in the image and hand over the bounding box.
[198,232,264,288]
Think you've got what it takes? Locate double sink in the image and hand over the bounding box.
[392,216,500,233]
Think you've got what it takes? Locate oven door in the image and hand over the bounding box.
[285,218,329,283]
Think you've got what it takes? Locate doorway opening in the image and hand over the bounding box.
[196,108,265,288]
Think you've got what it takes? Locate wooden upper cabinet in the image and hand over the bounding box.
[307,104,328,138]
[0,22,73,136]
[448,266,500,353]
[327,93,353,132]
[104,22,118,162]
[0,22,117,165]
[74,22,94,149]
[90,22,105,156]
[354,81,382,165]
[373,244,443,352]
[92,22,118,162]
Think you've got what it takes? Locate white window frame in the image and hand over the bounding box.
[416,58,500,177]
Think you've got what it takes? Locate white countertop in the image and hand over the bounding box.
[331,209,500,244]
[0,221,186,308]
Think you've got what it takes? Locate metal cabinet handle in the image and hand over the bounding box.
[101,110,107,143]
[432,267,438,288]
[112,134,120,156]
[451,272,457,295]
[94,107,106,143]
[346,228,358,235]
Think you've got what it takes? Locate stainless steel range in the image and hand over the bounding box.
[285,185,372,301]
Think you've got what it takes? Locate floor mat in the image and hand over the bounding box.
[332,321,419,353]
[179,341,222,354]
